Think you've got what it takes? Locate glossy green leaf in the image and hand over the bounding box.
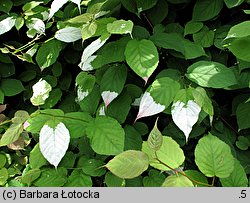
[192,0,224,21]
[86,116,125,155]
[0,79,24,96]
[236,102,250,130]
[220,159,248,187]
[36,39,63,71]
[106,150,149,179]
[125,39,159,82]
[64,169,92,187]
[195,133,235,178]
[186,61,237,88]
[162,174,194,187]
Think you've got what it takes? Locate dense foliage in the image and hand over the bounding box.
[0,0,250,187]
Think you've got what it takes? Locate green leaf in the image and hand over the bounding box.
[39,121,70,167]
[226,21,250,39]
[0,123,23,146]
[143,169,165,187]
[150,32,206,59]
[125,39,159,82]
[0,0,13,13]
[162,174,194,187]
[236,102,250,130]
[80,159,106,177]
[33,167,67,187]
[184,170,208,187]
[0,79,24,96]
[236,136,250,150]
[146,0,168,26]
[105,172,125,187]
[0,168,8,186]
[136,77,180,120]
[124,125,143,151]
[30,79,52,106]
[105,150,149,179]
[142,136,185,171]
[81,21,98,41]
[64,169,92,187]
[29,144,48,169]
[224,0,244,8]
[0,154,6,168]
[15,17,24,30]
[192,0,224,21]
[220,159,248,187]
[100,64,127,107]
[36,39,63,71]
[21,169,41,186]
[0,90,4,104]
[86,116,125,155]
[63,112,92,138]
[107,20,133,35]
[193,26,215,48]
[40,88,62,109]
[228,36,250,62]
[58,152,76,168]
[184,21,203,36]
[147,118,163,151]
[195,133,235,178]
[186,61,237,88]
[136,0,158,13]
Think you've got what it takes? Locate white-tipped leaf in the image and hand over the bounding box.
[171,100,201,141]
[26,18,45,35]
[78,37,109,71]
[39,122,70,167]
[101,91,118,107]
[0,17,16,35]
[48,0,68,20]
[136,92,165,121]
[55,27,82,43]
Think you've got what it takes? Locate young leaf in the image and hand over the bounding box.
[78,36,109,71]
[86,116,125,155]
[55,27,82,43]
[186,61,237,88]
[171,100,201,142]
[39,121,70,168]
[147,118,163,151]
[125,39,159,82]
[30,79,52,106]
[100,64,127,107]
[105,150,149,179]
[107,20,133,35]
[0,16,16,35]
[81,21,97,41]
[195,133,234,178]
[162,174,194,187]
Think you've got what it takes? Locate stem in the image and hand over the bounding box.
[141,13,154,30]
[155,152,213,187]
[220,116,239,135]
[13,35,41,54]
[0,119,12,126]
[211,176,216,186]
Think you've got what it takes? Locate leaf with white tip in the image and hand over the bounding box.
[171,100,201,141]
[55,27,81,43]
[70,0,81,13]
[78,36,109,71]
[0,16,16,35]
[136,77,180,120]
[26,18,45,35]
[48,0,68,20]
[30,79,52,106]
[100,64,127,107]
[39,121,70,168]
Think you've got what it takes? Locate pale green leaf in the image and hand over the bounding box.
[107,20,133,35]
[0,123,23,146]
[106,150,149,179]
[21,169,41,185]
[195,133,235,178]
[147,118,163,151]
[162,174,194,187]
